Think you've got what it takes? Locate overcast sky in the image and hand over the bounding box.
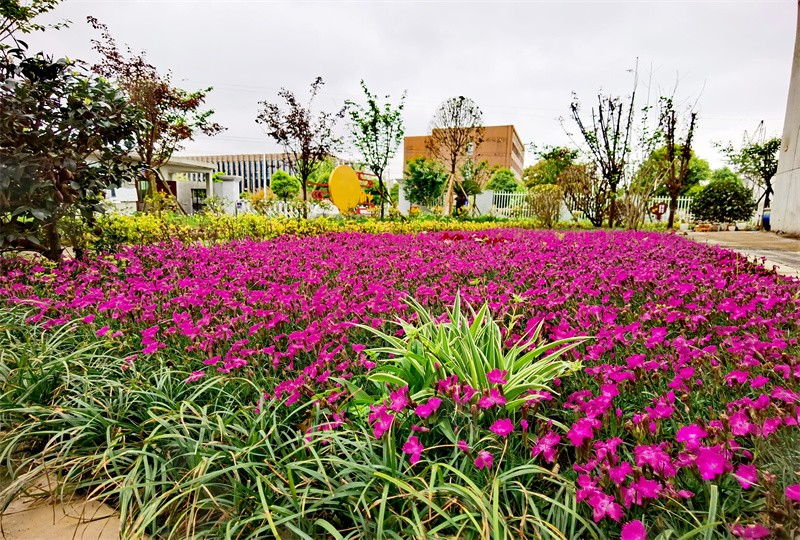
[26,0,797,178]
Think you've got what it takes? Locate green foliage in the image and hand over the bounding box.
[486,168,521,193]
[718,136,780,186]
[710,166,743,184]
[644,147,711,196]
[403,157,448,207]
[523,146,579,188]
[0,303,597,539]
[346,80,406,218]
[306,156,337,187]
[690,176,756,223]
[88,18,223,205]
[361,295,585,409]
[256,77,344,218]
[0,56,142,259]
[0,0,62,53]
[269,170,301,201]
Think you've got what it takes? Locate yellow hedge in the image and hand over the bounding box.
[95,214,544,247]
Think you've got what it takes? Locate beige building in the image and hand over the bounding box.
[403,125,525,178]
[179,153,293,194]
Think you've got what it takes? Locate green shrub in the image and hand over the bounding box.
[527,184,563,229]
[487,168,522,193]
[690,178,755,223]
[403,157,448,207]
[269,170,301,201]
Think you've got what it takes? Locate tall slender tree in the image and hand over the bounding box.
[426,96,484,215]
[569,83,637,228]
[659,97,697,228]
[346,80,406,219]
[256,77,344,219]
[718,122,780,228]
[88,17,223,210]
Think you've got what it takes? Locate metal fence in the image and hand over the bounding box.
[491,192,535,219]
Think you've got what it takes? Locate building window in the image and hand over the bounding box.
[191,188,207,214]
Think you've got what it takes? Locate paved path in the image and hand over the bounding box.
[686,231,800,278]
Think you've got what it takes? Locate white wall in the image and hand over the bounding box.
[773,8,800,234]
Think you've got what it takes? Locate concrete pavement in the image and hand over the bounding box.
[685,231,800,278]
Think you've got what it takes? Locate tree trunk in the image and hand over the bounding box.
[764,181,772,209]
[667,195,678,229]
[608,196,616,228]
[301,177,308,219]
[43,220,62,262]
[378,178,386,220]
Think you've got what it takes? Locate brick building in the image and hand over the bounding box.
[403,125,525,178]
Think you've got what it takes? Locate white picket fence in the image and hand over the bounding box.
[646,196,694,224]
[488,192,694,223]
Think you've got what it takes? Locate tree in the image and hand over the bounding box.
[558,163,608,227]
[528,184,563,228]
[0,0,63,62]
[569,86,637,228]
[0,56,142,260]
[657,97,697,228]
[256,77,344,219]
[403,157,448,208]
[718,124,780,227]
[486,168,521,192]
[646,149,710,197]
[307,156,337,189]
[88,17,223,210]
[270,170,301,201]
[690,176,755,224]
[426,96,484,214]
[710,167,742,184]
[346,80,406,219]
[523,146,579,188]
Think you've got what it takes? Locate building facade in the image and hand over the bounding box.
[403,125,525,178]
[179,153,294,194]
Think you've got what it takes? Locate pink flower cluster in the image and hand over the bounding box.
[2,229,800,535]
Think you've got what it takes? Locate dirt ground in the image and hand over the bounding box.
[0,495,122,539]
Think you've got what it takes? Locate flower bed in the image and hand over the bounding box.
[1,229,799,538]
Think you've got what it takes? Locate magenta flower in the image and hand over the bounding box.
[734,464,758,489]
[370,407,394,439]
[531,431,561,463]
[621,520,647,540]
[402,435,424,465]
[676,424,708,449]
[474,450,494,470]
[567,418,599,447]
[586,491,623,522]
[486,369,508,385]
[96,325,110,337]
[414,397,442,419]
[388,386,410,412]
[785,484,800,501]
[490,418,514,437]
[478,388,506,409]
[695,446,727,481]
[457,440,469,453]
[184,370,205,383]
[730,523,771,539]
